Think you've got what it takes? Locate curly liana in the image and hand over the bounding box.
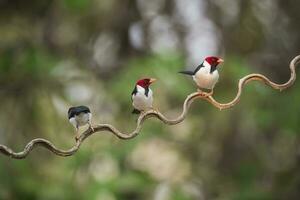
[0,55,299,159]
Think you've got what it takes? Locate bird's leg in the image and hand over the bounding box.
[75,127,80,141]
[207,89,214,96]
[140,110,146,115]
[88,121,94,132]
[197,88,204,95]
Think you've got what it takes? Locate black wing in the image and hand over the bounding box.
[144,87,149,97]
[179,63,204,76]
[131,86,138,100]
[131,86,141,114]
[68,105,90,119]
[194,63,204,74]
[178,71,194,75]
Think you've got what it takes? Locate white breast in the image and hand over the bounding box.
[132,85,153,111]
[193,63,219,90]
[69,113,92,128]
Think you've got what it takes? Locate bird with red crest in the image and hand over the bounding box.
[131,78,156,114]
[179,56,224,96]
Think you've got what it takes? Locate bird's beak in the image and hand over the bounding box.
[149,78,157,84]
[217,58,224,64]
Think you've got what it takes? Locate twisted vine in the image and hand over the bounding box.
[1,55,299,159]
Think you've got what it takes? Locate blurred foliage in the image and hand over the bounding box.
[0,0,300,200]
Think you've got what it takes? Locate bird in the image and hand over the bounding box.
[68,105,94,141]
[179,56,224,96]
[131,78,156,114]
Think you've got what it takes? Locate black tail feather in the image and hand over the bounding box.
[178,71,194,76]
[132,109,141,114]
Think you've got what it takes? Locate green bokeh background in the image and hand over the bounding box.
[0,0,300,199]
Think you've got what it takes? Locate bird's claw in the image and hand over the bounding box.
[197,89,213,97]
[75,135,80,142]
[88,122,94,132]
[151,107,159,114]
[90,126,94,132]
[74,128,80,142]
[197,91,212,97]
[140,110,147,116]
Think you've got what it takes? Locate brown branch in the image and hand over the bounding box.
[1,55,300,159]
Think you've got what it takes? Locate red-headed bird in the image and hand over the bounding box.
[131,78,156,114]
[179,56,224,96]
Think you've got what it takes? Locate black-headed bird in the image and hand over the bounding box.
[68,105,94,141]
[131,78,156,114]
[179,56,224,96]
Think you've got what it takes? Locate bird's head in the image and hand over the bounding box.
[204,56,224,67]
[136,78,156,88]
